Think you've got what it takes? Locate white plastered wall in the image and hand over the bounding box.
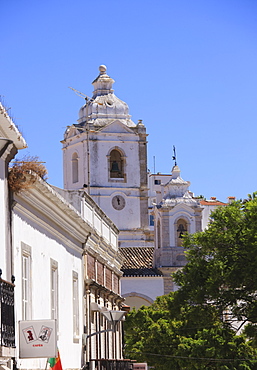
[63,126,144,231]
[121,277,164,309]
[13,210,83,370]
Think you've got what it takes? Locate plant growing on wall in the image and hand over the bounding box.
[8,155,48,193]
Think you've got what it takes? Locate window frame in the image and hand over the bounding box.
[21,243,32,320]
[72,271,79,342]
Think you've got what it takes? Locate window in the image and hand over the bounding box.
[21,243,32,320]
[109,149,124,178]
[51,259,58,330]
[72,152,79,183]
[154,179,161,185]
[176,219,188,247]
[72,271,79,340]
[150,215,154,226]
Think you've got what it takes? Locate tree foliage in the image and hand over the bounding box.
[124,196,257,369]
[124,294,257,369]
[174,195,257,326]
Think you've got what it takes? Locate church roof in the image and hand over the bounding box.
[200,199,227,206]
[78,65,136,128]
[161,165,200,207]
[0,102,27,149]
[120,247,162,277]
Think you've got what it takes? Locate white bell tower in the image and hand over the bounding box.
[62,65,150,247]
[153,164,203,293]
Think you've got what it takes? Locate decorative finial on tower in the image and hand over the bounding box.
[172,145,177,166]
[99,65,107,74]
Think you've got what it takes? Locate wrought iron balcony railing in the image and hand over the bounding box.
[0,271,15,348]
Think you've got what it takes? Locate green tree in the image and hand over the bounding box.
[174,196,257,327]
[124,294,257,369]
[124,196,257,369]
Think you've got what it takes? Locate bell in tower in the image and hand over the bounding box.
[111,160,120,173]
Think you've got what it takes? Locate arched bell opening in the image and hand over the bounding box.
[109,149,124,179]
[175,218,188,247]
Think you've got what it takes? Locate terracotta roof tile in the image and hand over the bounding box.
[119,247,162,277]
[200,200,227,206]
[119,246,154,269]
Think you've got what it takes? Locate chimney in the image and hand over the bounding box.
[227,196,235,204]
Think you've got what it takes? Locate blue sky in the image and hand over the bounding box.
[1,0,257,201]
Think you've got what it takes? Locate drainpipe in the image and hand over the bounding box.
[0,138,16,281]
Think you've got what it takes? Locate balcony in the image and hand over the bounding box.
[89,359,134,370]
[0,273,15,357]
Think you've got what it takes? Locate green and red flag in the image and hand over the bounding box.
[48,349,62,370]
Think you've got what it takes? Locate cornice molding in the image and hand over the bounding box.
[13,202,84,254]
[13,178,93,241]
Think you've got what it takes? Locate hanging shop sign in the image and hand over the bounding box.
[19,319,57,358]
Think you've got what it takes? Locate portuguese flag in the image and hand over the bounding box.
[48,350,62,370]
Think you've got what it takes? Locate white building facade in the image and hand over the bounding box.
[12,177,126,370]
[0,102,131,370]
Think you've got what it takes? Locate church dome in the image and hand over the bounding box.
[161,165,199,207]
[78,65,136,127]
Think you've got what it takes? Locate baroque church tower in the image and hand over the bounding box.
[62,65,150,248]
[153,164,203,294]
